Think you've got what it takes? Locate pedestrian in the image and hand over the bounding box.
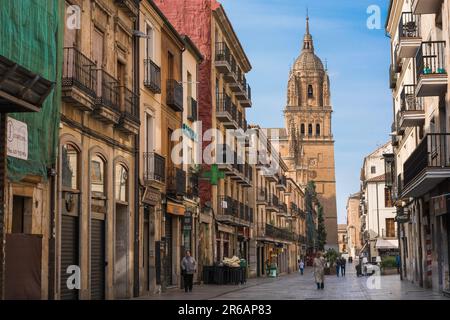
[313,252,325,290]
[340,257,346,277]
[335,257,341,277]
[396,254,401,274]
[299,259,305,275]
[181,250,196,293]
[265,259,270,276]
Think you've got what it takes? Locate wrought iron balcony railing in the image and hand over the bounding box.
[143,152,165,183]
[400,85,423,111]
[119,86,139,122]
[62,47,97,98]
[167,167,186,195]
[416,41,446,79]
[144,59,161,94]
[399,12,420,39]
[166,79,183,112]
[187,97,198,121]
[96,70,120,112]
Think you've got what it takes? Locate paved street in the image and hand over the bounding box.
[138,267,450,300]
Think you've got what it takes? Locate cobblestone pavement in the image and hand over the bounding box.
[137,266,450,300]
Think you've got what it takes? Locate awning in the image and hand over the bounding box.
[166,201,185,216]
[375,239,399,249]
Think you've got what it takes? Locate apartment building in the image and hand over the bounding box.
[346,192,362,260]
[359,143,398,261]
[386,0,450,295]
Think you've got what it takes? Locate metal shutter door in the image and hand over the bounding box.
[91,218,105,300]
[60,215,79,300]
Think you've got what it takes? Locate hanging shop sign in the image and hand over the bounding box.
[167,201,185,216]
[142,187,160,206]
[431,194,450,216]
[182,123,198,142]
[7,117,28,160]
[184,210,192,230]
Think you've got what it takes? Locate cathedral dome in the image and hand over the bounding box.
[294,51,324,71]
[293,15,325,72]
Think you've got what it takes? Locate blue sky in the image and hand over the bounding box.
[220,0,391,224]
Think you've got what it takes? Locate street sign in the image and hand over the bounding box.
[7,117,28,160]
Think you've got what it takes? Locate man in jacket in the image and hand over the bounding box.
[181,250,196,293]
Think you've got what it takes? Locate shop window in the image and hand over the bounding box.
[115,164,128,203]
[91,155,106,196]
[62,144,79,190]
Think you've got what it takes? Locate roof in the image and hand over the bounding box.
[182,35,204,63]
[366,174,385,183]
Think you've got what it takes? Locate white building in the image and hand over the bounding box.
[360,142,398,261]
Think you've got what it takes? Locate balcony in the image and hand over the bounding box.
[167,167,186,196]
[235,75,251,102]
[277,203,288,217]
[216,144,234,174]
[187,97,198,122]
[240,84,252,108]
[224,55,238,84]
[261,166,278,182]
[94,70,121,124]
[117,86,139,135]
[276,175,287,191]
[402,133,450,197]
[264,224,294,243]
[266,194,279,212]
[256,188,268,204]
[216,93,237,129]
[229,67,242,93]
[398,85,424,129]
[114,0,139,17]
[143,152,165,185]
[389,64,398,90]
[62,47,97,111]
[166,79,183,112]
[186,174,199,200]
[215,42,231,74]
[391,122,399,147]
[397,13,421,59]
[415,41,447,97]
[412,0,443,15]
[217,196,251,227]
[144,59,161,94]
[241,163,253,188]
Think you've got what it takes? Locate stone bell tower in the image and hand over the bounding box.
[282,15,338,249]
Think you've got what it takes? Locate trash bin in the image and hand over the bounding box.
[269,264,277,278]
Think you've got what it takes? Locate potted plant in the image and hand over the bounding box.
[323,248,339,275]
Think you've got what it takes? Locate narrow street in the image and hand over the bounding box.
[138,267,449,300]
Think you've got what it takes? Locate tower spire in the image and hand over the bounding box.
[302,11,314,52]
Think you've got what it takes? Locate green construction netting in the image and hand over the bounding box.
[0,0,63,181]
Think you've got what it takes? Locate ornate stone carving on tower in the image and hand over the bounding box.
[276,15,338,249]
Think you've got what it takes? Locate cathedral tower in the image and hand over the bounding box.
[280,15,338,249]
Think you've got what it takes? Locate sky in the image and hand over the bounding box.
[220,0,392,224]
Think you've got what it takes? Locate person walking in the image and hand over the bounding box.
[299,259,305,275]
[313,252,325,289]
[396,254,401,274]
[340,257,346,277]
[335,257,341,277]
[181,250,196,293]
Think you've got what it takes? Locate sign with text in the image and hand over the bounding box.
[7,117,28,160]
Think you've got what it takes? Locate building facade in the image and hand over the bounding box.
[386,0,450,295]
[338,224,347,254]
[359,142,398,262]
[346,192,362,260]
[269,16,338,250]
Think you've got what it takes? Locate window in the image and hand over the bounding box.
[146,113,154,153]
[145,24,153,60]
[308,124,313,136]
[308,85,313,98]
[62,144,79,190]
[316,124,320,136]
[168,52,174,79]
[371,166,376,174]
[93,28,104,68]
[300,124,305,136]
[91,155,105,196]
[384,187,393,207]
[385,218,396,238]
[115,164,128,203]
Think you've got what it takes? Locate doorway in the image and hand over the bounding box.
[114,203,128,299]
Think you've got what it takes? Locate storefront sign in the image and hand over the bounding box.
[182,123,198,142]
[184,210,192,230]
[142,187,160,206]
[431,194,450,216]
[167,201,185,216]
[7,117,28,160]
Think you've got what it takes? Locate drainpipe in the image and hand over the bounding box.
[48,165,57,299]
[133,12,140,298]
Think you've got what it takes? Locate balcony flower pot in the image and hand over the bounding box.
[438,68,446,74]
[423,67,432,75]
